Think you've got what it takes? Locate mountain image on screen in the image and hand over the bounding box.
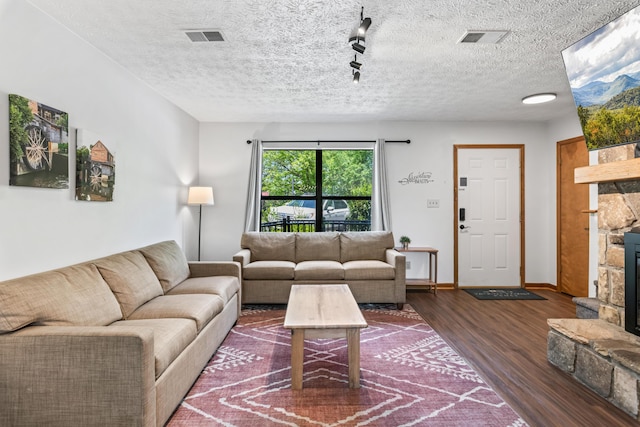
[570,74,640,108]
[562,5,640,150]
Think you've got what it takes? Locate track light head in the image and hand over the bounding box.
[352,42,365,54]
[358,17,372,35]
[353,71,360,84]
[350,59,362,70]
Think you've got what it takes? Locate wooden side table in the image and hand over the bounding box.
[395,246,438,294]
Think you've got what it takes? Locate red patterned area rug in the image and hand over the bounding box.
[167,305,527,426]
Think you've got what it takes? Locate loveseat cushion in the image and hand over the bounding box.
[296,232,340,262]
[167,276,240,305]
[128,294,224,333]
[340,231,395,262]
[343,260,396,280]
[0,264,122,333]
[241,232,295,262]
[295,261,344,280]
[109,318,197,378]
[138,240,191,293]
[243,261,295,280]
[94,250,164,318]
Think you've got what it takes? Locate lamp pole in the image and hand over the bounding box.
[197,203,203,261]
[188,186,214,262]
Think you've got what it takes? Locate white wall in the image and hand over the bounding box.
[0,0,200,280]
[199,120,557,285]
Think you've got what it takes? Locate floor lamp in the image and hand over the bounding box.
[188,186,214,261]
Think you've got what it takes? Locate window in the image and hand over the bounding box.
[260,149,373,232]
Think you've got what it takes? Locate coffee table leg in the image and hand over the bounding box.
[347,328,361,388]
[291,329,304,390]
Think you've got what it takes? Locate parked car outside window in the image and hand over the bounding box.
[275,199,350,220]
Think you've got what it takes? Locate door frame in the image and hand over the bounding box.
[453,144,525,289]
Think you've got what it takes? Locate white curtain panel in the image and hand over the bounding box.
[244,139,263,232]
[372,139,391,231]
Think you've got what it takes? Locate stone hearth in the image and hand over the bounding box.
[548,144,640,420]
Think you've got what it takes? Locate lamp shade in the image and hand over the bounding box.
[188,186,214,205]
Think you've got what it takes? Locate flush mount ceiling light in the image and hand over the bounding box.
[522,93,557,104]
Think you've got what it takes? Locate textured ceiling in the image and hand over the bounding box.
[26,0,640,122]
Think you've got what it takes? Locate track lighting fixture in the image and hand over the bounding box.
[352,41,365,54]
[348,6,372,84]
[350,55,362,70]
[358,17,372,35]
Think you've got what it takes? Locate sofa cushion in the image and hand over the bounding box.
[296,232,340,262]
[128,294,223,333]
[109,318,197,378]
[94,251,164,318]
[138,240,191,293]
[0,264,122,333]
[167,276,239,305]
[295,261,344,280]
[241,232,295,262]
[343,260,396,280]
[340,231,395,262]
[243,261,295,280]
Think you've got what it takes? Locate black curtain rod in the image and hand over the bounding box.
[245,139,410,144]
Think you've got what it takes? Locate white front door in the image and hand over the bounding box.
[456,147,522,287]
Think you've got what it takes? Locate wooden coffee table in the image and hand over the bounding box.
[283,284,368,389]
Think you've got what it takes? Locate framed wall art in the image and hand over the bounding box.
[76,129,116,202]
[9,94,69,188]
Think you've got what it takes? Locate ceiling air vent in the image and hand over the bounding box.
[185,30,225,42]
[458,30,509,44]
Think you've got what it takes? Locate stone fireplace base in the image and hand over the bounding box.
[547,143,640,419]
[548,318,640,418]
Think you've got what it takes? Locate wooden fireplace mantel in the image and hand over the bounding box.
[574,157,640,184]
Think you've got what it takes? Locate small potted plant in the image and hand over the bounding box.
[399,235,411,250]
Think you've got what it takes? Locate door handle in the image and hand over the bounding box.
[459,224,470,230]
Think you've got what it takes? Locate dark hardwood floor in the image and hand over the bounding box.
[408,289,637,427]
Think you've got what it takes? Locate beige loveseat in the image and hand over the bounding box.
[0,240,241,427]
[233,231,405,307]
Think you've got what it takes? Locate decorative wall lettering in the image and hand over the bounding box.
[398,172,434,185]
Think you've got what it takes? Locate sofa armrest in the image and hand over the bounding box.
[0,325,156,427]
[233,249,251,267]
[188,261,241,279]
[386,249,407,302]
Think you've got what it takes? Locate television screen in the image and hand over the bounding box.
[562,6,640,150]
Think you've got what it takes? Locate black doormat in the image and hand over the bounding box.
[464,288,546,300]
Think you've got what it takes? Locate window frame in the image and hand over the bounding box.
[260,148,372,232]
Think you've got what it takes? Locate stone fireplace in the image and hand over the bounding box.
[597,144,640,327]
[548,143,640,419]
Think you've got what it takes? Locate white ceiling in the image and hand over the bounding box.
[26,0,640,123]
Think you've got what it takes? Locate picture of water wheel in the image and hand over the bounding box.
[22,125,50,171]
[90,165,102,191]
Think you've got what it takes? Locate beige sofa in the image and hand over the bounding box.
[0,240,241,427]
[233,231,405,307]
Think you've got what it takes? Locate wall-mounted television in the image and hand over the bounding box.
[562,6,640,151]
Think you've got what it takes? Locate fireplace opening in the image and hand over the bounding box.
[624,229,640,337]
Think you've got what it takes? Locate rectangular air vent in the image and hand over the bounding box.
[458,30,509,44]
[185,30,225,42]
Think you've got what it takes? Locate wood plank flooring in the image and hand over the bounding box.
[407,289,637,427]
